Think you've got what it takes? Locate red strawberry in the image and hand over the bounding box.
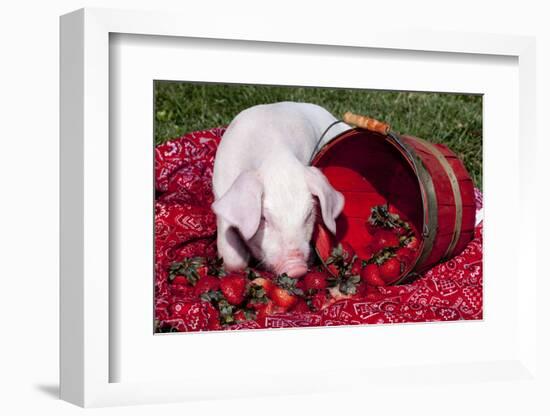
[404,236,420,251]
[365,220,379,235]
[291,299,311,314]
[350,258,363,276]
[396,247,415,263]
[356,280,370,297]
[388,204,399,214]
[170,275,191,286]
[270,287,298,310]
[204,303,222,330]
[207,319,222,331]
[194,275,220,296]
[310,292,328,311]
[340,242,356,259]
[256,300,275,321]
[394,226,409,236]
[168,257,208,286]
[196,265,208,278]
[361,264,386,286]
[373,230,400,250]
[251,277,275,296]
[304,271,327,291]
[379,258,402,282]
[233,310,247,322]
[357,244,376,262]
[220,274,247,305]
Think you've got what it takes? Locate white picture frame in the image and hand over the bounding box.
[60,7,541,408]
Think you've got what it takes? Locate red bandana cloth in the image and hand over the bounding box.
[155,127,483,332]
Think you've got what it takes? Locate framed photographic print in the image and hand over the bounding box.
[152,81,483,333]
[60,7,541,409]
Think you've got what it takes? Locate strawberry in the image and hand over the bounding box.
[388,204,401,215]
[340,242,355,260]
[303,271,327,291]
[395,247,415,263]
[295,279,306,291]
[291,299,311,314]
[393,226,409,236]
[207,319,222,331]
[196,265,208,278]
[246,281,270,310]
[204,303,222,330]
[356,280,370,297]
[366,221,378,235]
[270,287,298,310]
[256,300,275,321]
[206,257,226,277]
[233,310,247,322]
[373,230,400,250]
[194,275,220,296]
[251,277,275,296]
[270,274,304,311]
[357,244,376,262]
[338,274,361,295]
[379,258,402,282]
[350,258,363,276]
[326,243,356,276]
[168,257,207,286]
[220,273,247,305]
[217,298,237,325]
[403,235,420,251]
[368,205,413,239]
[309,292,328,311]
[170,275,191,286]
[360,264,386,286]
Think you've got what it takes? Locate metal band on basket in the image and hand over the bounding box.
[416,138,463,261]
[387,133,438,280]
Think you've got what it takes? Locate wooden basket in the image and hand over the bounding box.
[312,113,476,284]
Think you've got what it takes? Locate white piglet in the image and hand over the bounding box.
[212,102,350,278]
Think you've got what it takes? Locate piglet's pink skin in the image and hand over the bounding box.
[211,102,349,278]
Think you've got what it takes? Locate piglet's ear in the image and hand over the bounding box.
[211,171,263,240]
[305,166,345,235]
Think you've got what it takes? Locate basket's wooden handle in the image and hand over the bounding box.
[343,112,391,135]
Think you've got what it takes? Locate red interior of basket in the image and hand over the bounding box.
[312,130,424,278]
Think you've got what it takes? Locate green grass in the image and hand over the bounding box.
[154,82,482,189]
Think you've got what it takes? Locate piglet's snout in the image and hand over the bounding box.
[274,249,308,278]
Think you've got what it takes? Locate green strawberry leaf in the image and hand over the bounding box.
[246,283,268,304]
[243,309,257,320]
[206,257,226,277]
[168,257,205,285]
[245,268,261,280]
[218,299,236,325]
[200,289,223,303]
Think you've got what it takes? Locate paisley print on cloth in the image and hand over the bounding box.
[155,127,483,332]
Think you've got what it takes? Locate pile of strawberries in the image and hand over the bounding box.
[159,255,332,331]
[318,204,421,297]
[327,204,421,289]
[159,205,420,331]
[369,205,421,276]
